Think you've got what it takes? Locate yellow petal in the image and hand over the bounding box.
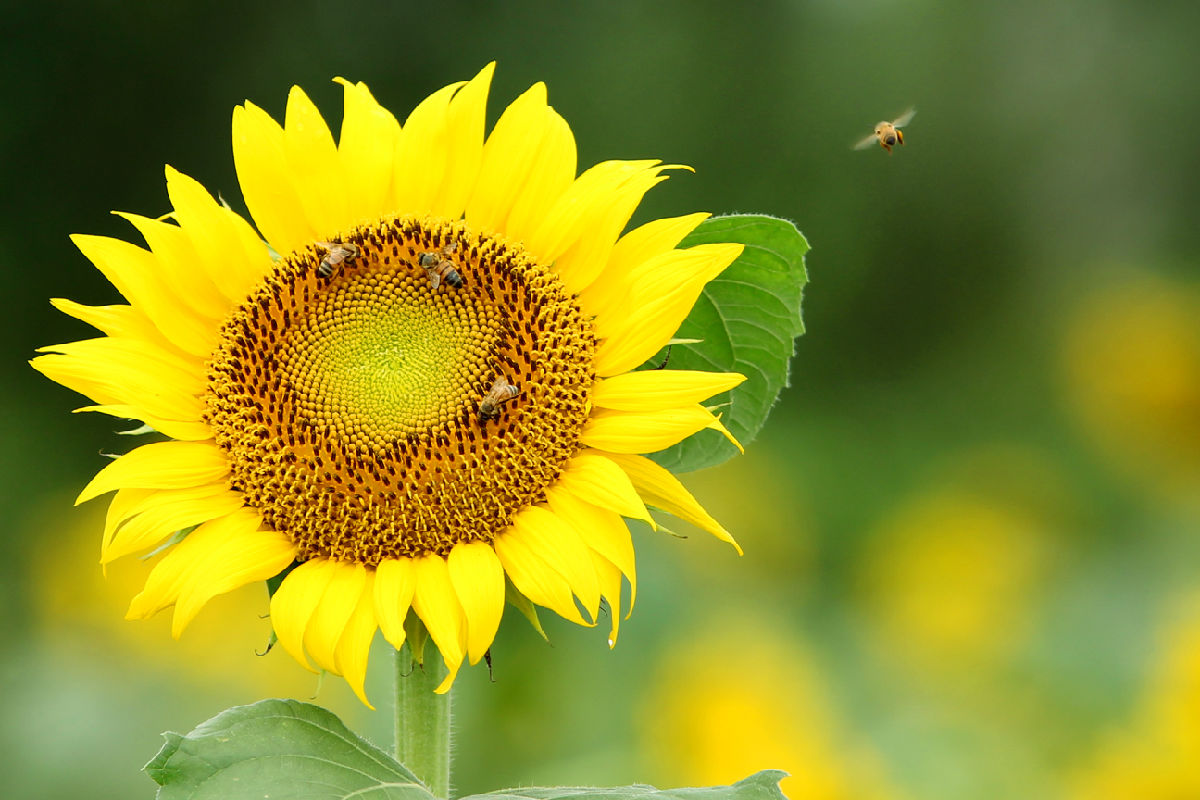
[39,330,201,386]
[171,509,295,637]
[428,62,493,220]
[283,85,349,234]
[590,552,625,647]
[334,78,400,226]
[164,165,273,305]
[410,554,466,694]
[36,333,205,417]
[526,160,668,292]
[494,528,587,626]
[579,405,743,455]
[126,513,234,622]
[32,354,204,429]
[555,451,653,525]
[593,243,744,376]
[304,562,367,674]
[465,81,546,233]
[104,485,230,548]
[592,370,746,412]
[543,485,636,608]
[466,82,577,243]
[69,233,217,357]
[232,101,312,257]
[114,211,233,322]
[447,542,506,664]
[50,298,187,359]
[391,81,462,217]
[511,505,601,623]
[101,488,155,560]
[333,571,378,708]
[605,452,741,553]
[551,164,681,297]
[76,441,229,505]
[30,354,122,407]
[34,334,203,403]
[374,557,417,649]
[390,66,496,220]
[270,560,339,672]
[501,107,576,246]
[125,507,292,635]
[103,484,244,565]
[72,405,211,442]
[579,212,710,320]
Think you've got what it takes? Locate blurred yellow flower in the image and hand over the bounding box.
[1145,598,1200,758]
[1067,594,1200,799]
[1062,276,1200,497]
[639,620,901,800]
[681,447,817,586]
[856,481,1051,671]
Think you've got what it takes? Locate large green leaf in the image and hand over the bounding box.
[469,770,789,800]
[146,702,786,800]
[146,699,431,800]
[648,215,809,473]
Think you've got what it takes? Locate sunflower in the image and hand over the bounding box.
[32,64,745,705]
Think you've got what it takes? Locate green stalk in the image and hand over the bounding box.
[394,635,452,798]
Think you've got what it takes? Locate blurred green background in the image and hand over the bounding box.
[4,1,1199,798]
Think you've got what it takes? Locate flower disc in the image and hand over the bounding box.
[206,217,595,564]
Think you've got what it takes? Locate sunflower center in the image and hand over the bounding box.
[282,268,497,440]
[205,217,595,564]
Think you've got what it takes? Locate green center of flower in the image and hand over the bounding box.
[205,217,596,564]
[281,267,499,443]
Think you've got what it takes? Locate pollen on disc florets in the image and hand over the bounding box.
[205,217,596,564]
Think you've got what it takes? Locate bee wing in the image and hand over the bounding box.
[853,133,879,150]
[892,107,917,128]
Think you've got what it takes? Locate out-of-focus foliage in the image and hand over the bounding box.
[1061,278,1200,498]
[1067,594,1200,799]
[3,2,1199,799]
[639,620,902,800]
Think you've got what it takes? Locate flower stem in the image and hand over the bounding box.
[394,638,452,798]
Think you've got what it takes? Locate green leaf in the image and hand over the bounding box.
[468,770,789,800]
[648,215,808,473]
[505,576,550,642]
[146,698,432,800]
[265,560,299,599]
[256,561,301,656]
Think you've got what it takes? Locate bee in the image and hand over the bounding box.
[315,241,358,278]
[418,242,463,290]
[478,376,520,423]
[854,108,916,154]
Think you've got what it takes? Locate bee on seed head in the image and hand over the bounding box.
[419,243,464,290]
[478,376,520,423]
[315,241,358,278]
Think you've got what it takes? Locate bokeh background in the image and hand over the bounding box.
[3,2,1199,798]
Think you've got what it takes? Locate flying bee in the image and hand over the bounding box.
[418,242,463,290]
[478,376,520,423]
[315,241,358,278]
[854,108,916,154]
